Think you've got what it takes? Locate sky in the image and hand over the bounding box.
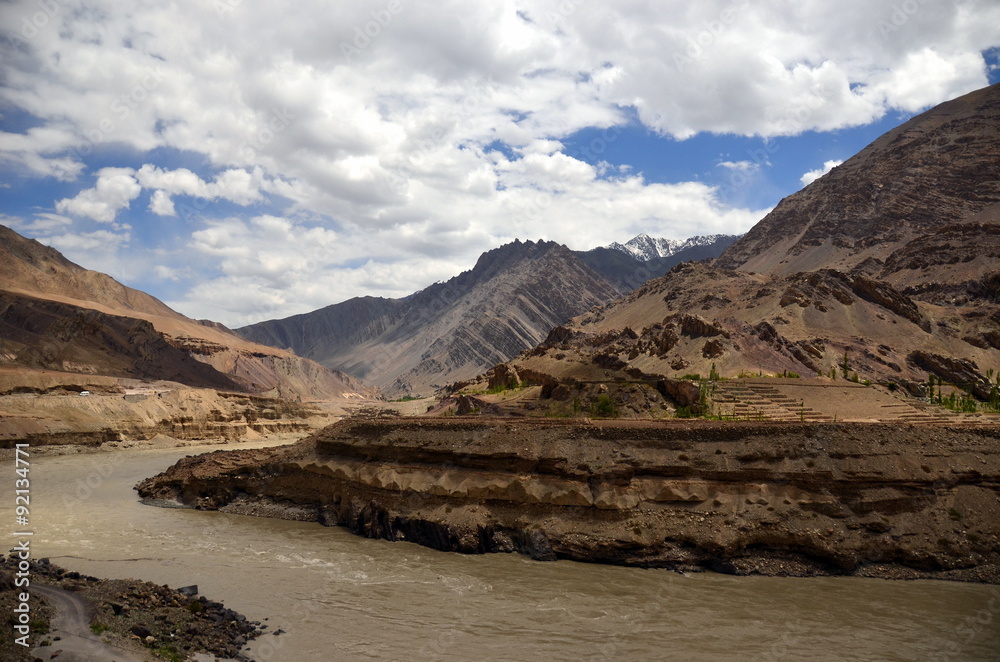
[1,0,998,327]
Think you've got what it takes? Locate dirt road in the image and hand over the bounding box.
[31,584,151,662]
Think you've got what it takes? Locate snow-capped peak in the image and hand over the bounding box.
[606,233,733,261]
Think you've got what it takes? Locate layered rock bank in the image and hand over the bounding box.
[136,418,1000,583]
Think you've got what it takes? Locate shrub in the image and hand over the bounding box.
[592,394,618,418]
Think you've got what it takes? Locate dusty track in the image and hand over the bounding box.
[31,584,150,662]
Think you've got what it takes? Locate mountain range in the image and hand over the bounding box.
[4,84,998,411]
[237,234,738,396]
[0,220,735,403]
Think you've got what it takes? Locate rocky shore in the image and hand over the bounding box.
[0,556,264,661]
[136,417,1000,583]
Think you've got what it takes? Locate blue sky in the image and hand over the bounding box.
[2,1,999,326]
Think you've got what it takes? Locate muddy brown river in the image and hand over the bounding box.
[5,443,999,661]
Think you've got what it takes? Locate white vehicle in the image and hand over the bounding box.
[79,390,91,397]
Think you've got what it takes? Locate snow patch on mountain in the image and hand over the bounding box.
[606,233,739,261]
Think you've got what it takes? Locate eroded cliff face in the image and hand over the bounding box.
[136,418,1000,582]
[0,386,321,448]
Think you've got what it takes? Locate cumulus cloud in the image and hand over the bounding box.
[55,168,141,223]
[800,159,844,187]
[149,190,176,216]
[136,166,209,197]
[1,0,997,324]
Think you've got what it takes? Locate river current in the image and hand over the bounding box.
[5,443,999,661]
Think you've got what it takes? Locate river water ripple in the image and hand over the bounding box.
[4,444,998,661]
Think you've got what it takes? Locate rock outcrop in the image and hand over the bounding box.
[0,557,263,661]
[137,417,1000,583]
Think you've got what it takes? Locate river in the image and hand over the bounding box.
[5,443,999,661]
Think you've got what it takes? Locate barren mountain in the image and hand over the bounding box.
[0,290,241,391]
[496,84,1000,398]
[717,83,1000,276]
[0,225,374,402]
[0,224,182,319]
[240,240,621,397]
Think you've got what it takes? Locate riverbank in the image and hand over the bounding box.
[0,429,311,464]
[0,368,362,456]
[0,557,264,661]
[136,417,1000,584]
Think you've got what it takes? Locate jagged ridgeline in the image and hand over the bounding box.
[237,236,737,397]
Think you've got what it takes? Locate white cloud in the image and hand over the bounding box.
[1,0,997,324]
[800,159,844,187]
[46,229,130,254]
[1,212,73,234]
[6,1,993,177]
[717,160,759,172]
[136,165,209,197]
[211,168,264,205]
[136,165,266,205]
[55,167,141,223]
[149,190,176,216]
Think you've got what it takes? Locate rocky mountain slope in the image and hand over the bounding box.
[240,240,622,397]
[0,289,242,391]
[0,224,375,403]
[717,84,1000,276]
[495,84,1000,398]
